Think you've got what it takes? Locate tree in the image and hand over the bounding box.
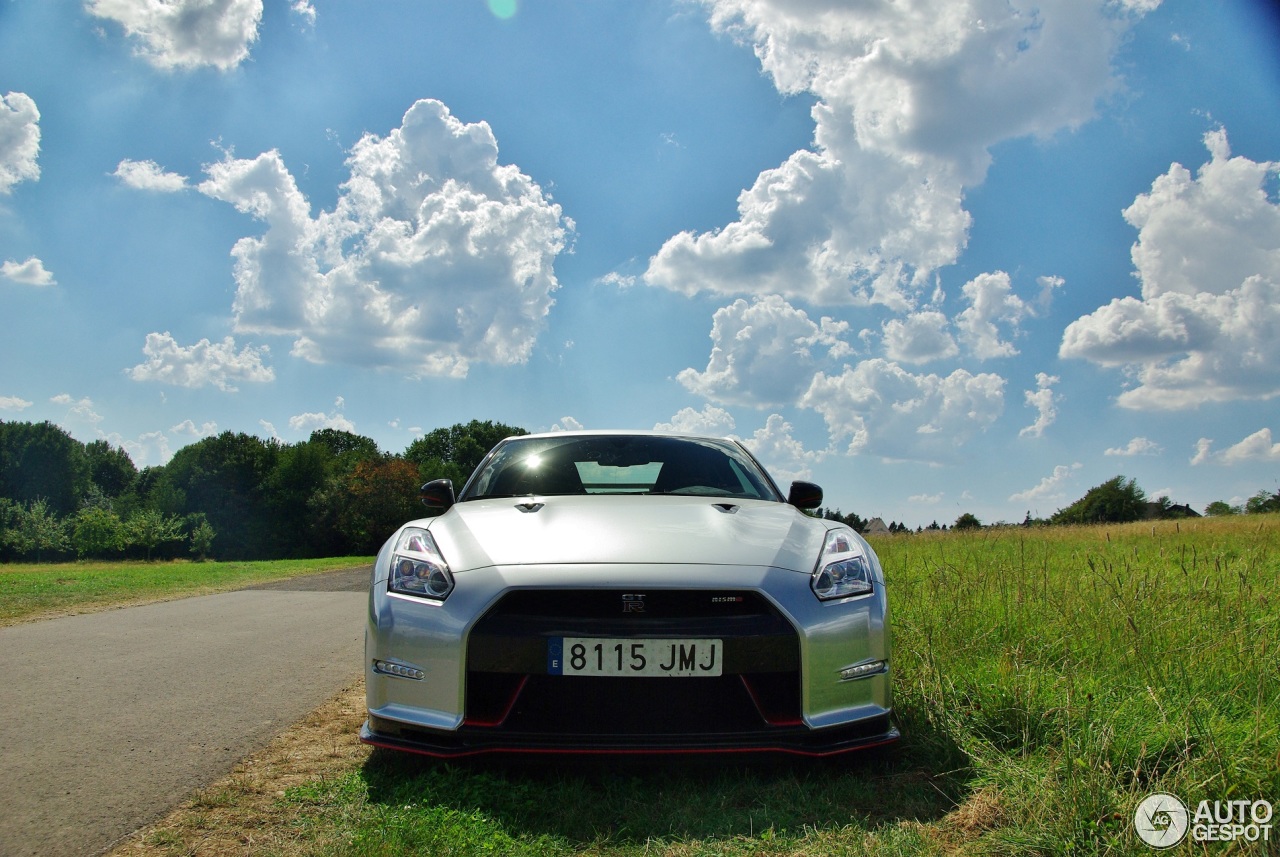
[0,421,91,516]
[1204,500,1240,516]
[71,506,126,558]
[85,439,137,498]
[133,465,185,518]
[321,458,423,554]
[307,429,381,472]
[820,507,867,533]
[126,509,185,561]
[4,498,68,561]
[160,432,280,559]
[1051,476,1147,525]
[0,498,16,560]
[954,512,982,530]
[188,514,216,561]
[266,440,338,556]
[1245,489,1280,515]
[405,420,527,486]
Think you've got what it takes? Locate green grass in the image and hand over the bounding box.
[0,556,373,625]
[879,516,1279,853]
[253,515,1278,856]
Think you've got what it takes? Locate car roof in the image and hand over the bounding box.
[504,430,733,443]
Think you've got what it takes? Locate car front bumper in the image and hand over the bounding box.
[363,553,894,758]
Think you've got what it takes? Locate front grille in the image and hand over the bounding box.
[464,589,801,735]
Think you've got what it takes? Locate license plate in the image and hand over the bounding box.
[547,637,723,677]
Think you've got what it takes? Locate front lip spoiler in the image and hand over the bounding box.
[359,718,900,759]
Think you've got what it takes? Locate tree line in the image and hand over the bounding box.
[1029,475,1278,527]
[0,419,524,562]
[828,475,1279,535]
[4,417,1277,561]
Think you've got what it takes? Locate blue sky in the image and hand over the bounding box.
[2,0,1278,527]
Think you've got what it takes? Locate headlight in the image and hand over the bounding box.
[389,527,454,601]
[811,528,873,601]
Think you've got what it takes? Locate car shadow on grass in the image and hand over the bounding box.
[358,718,972,846]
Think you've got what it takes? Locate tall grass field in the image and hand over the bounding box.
[135,517,1280,855]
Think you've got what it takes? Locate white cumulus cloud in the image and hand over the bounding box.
[802,359,1005,463]
[1060,129,1280,409]
[550,416,585,432]
[127,332,275,391]
[0,91,40,193]
[1191,428,1280,466]
[1020,372,1060,438]
[197,99,570,378]
[291,1,316,27]
[100,430,174,468]
[740,413,819,485]
[87,0,264,71]
[114,159,188,192]
[51,394,103,425]
[654,405,736,436]
[678,295,852,407]
[1105,436,1162,456]
[171,419,218,438]
[288,407,355,435]
[957,271,1030,359]
[882,311,958,364]
[1009,462,1082,504]
[2,257,56,287]
[0,396,33,411]
[645,0,1154,307]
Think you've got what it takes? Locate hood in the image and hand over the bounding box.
[420,494,825,574]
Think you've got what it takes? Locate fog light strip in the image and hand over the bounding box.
[374,659,425,680]
[838,660,887,681]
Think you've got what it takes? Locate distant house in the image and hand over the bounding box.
[1143,502,1202,520]
[863,517,890,535]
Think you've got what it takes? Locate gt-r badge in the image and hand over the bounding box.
[621,593,646,613]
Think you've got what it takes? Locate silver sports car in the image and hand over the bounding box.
[361,431,896,758]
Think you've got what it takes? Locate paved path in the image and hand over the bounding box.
[0,568,370,857]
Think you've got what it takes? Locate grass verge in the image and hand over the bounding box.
[0,557,373,626]
[111,516,1278,855]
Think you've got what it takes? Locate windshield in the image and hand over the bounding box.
[461,435,781,502]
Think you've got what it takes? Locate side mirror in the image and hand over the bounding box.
[787,480,823,510]
[420,478,455,511]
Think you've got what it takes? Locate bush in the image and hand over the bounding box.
[126,509,184,561]
[71,506,126,559]
[188,515,216,561]
[3,498,69,561]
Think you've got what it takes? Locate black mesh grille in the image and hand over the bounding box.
[464,589,801,735]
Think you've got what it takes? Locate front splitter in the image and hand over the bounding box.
[359,717,899,759]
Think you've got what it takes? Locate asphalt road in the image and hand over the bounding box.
[0,567,370,857]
